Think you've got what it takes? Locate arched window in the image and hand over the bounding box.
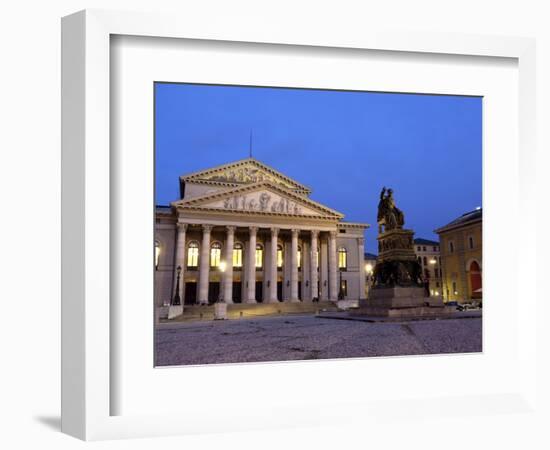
[233,243,243,268]
[297,245,302,269]
[449,241,455,253]
[210,242,222,267]
[255,243,263,268]
[187,241,199,268]
[468,236,474,249]
[338,247,347,270]
[277,244,284,268]
[155,240,161,270]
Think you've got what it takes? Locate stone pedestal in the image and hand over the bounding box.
[353,286,454,318]
[168,305,184,319]
[214,302,227,320]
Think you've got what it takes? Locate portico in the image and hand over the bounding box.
[154,158,369,310]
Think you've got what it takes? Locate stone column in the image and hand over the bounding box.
[310,230,319,301]
[269,227,279,303]
[290,229,300,302]
[246,226,258,303]
[198,224,212,305]
[328,230,338,301]
[172,223,188,302]
[357,237,366,300]
[223,226,235,304]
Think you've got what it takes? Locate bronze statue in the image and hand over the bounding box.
[377,187,405,233]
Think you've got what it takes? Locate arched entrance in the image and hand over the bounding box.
[469,261,482,299]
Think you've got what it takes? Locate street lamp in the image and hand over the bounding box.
[365,263,373,297]
[338,267,345,300]
[172,265,182,306]
[218,261,226,303]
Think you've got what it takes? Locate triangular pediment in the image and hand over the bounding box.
[181,158,311,195]
[173,182,343,219]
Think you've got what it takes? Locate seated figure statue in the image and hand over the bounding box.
[377,187,405,233]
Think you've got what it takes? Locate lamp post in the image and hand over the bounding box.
[365,263,373,298]
[429,258,437,297]
[218,261,226,303]
[172,265,182,306]
[338,267,345,300]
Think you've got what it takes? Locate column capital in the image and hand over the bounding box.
[270,227,279,236]
[226,225,236,233]
[357,237,365,246]
[329,230,337,239]
[202,224,213,233]
[249,226,259,235]
[291,228,300,237]
[177,222,188,232]
[311,230,319,239]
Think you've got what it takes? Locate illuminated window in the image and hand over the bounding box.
[232,243,243,268]
[255,244,263,268]
[297,245,302,269]
[210,242,222,267]
[338,247,347,269]
[155,241,160,270]
[277,244,284,268]
[187,241,199,268]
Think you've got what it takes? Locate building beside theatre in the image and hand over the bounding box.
[413,238,442,297]
[435,208,482,302]
[155,158,369,308]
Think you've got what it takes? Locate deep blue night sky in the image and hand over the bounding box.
[155,83,482,254]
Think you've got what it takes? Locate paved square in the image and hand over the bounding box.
[155,315,482,366]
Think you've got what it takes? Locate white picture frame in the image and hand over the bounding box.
[61,9,537,441]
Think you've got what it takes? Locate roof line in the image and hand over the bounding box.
[180,157,312,192]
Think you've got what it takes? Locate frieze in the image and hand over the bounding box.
[222,192,303,214]
[203,167,295,190]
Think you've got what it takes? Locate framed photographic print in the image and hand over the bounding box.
[62,9,537,441]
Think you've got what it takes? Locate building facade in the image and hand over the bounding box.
[155,158,369,308]
[435,208,482,303]
[413,238,442,297]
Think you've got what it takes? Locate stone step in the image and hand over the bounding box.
[164,301,339,322]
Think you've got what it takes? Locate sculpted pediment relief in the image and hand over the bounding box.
[174,183,343,218]
[203,167,294,189]
[182,158,311,194]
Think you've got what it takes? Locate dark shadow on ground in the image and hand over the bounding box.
[34,415,61,431]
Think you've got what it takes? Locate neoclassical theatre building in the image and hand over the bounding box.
[155,158,369,307]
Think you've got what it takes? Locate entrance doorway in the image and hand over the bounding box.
[255,281,263,303]
[208,282,220,304]
[184,282,197,305]
[469,261,482,299]
[277,281,283,302]
[232,282,242,303]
